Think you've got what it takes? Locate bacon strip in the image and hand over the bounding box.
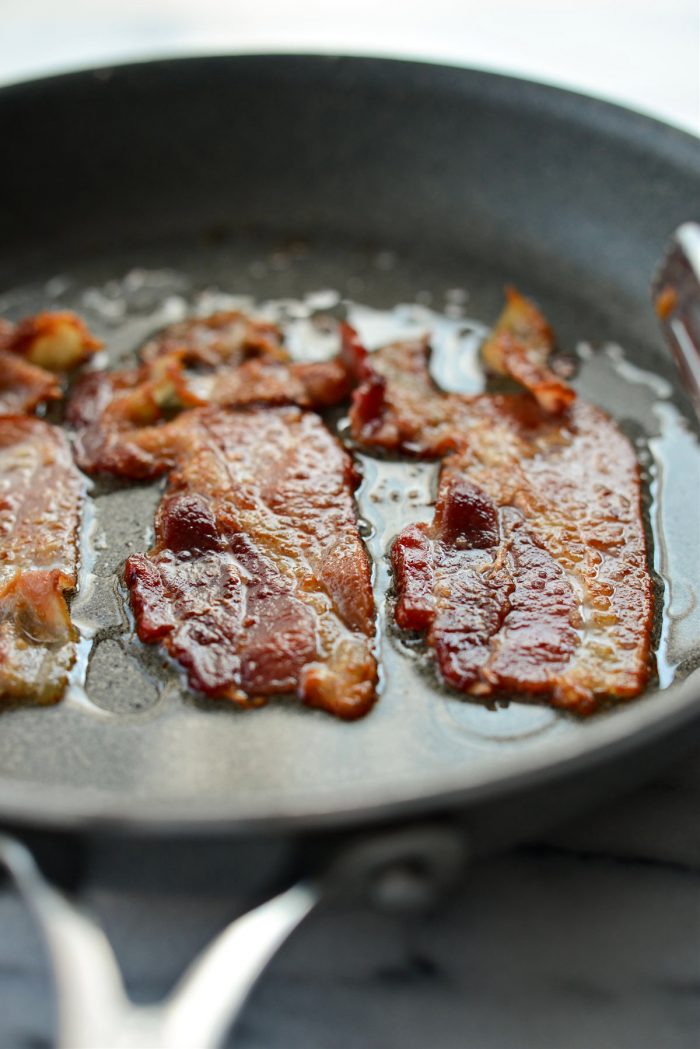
[480,287,575,413]
[69,311,356,476]
[67,354,200,479]
[0,311,101,371]
[124,407,377,719]
[0,351,61,415]
[348,302,651,711]
[0,311,101,416]
[347,287,575,452]
[348,332,495,457]
[390,392,652,712]
[139,310,287,366]
[0,417,84,703]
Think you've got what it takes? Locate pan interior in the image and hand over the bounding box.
[0,233,698,823]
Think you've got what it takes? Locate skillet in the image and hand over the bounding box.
[0,54,699,1047]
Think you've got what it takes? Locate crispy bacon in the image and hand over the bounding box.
[69,312,357,476]
[184,354,353,410]
[480,287,574,413]
[125,407,377,718]
[139,310,286,366]
[391,396,653,712]
[0,310,101,371]
[348,333,489,456]
[0,310,101,416]
[67,353,201,479]
[347,288,575,452]
[0,351,61,415]
[348,299,651,710]
[0,417,83,703]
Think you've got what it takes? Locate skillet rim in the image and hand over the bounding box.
[0,675,698,834]
[0,53,698,836]
[0,51,698,151]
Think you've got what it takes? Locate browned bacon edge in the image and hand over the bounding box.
[388,396,653,714]
[0,311,101,371]
[0,416,84,703]
[480,287,575,413]
[347,286,575,455]
[345,294,652,713]
[124,406,377,719]
[69,311,360,476]
[0,351,62,415]
[347,329,484,457]
[0,311,101,416]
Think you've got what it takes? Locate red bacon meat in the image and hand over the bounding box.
[124,406,377,719]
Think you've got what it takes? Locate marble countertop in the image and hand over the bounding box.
[1,742,699,1049]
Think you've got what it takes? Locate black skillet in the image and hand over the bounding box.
[0,55,699,1048]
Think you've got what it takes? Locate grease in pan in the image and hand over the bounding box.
[0,291,655,718]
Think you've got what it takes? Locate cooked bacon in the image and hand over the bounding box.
[0,351,61,415]
[0,417,83,703]
[184,354,353,410]
[348,302,650,710]
[480,287,574,413]
[124,407,377,718]
[347,288,575,452]
[140,310,350,405]
[392,396,653,712]
[69,312,357,476]
[139,310,286,366]
[69,353,354,478]
[0,310,100,416]
[348,333,485,456]
[0,310,101,371]
[67,353,202,479]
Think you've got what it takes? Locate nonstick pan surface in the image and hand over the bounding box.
[0,55,698,837]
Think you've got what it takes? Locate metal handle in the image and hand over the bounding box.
[652,221,700,418]
[0,822,467,1048]
[0,833,318,1049]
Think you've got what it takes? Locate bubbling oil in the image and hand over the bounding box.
[1,262,698,744]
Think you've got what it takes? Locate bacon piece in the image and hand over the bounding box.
[139,310,286,366]
[0,310,100,416]
[0,351,61,415]
[67,353,201,479]
[392,396,653,712]
[125,407,377,718]
[348,334,478,456]
[187,354,353,410]
[143,311,352,406]
[480,287,574,413]
[0,311,101,371]
[347,288,575,452]
[69,312,357,476]
[394,480,578,697]
[347,333,535,458]
[0,417,83,703]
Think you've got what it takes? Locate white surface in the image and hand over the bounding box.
[1,0,699,134]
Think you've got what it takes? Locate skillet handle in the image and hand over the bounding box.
[0,833,319,1049]
[0,823,467,1048]
[652,221,700,418]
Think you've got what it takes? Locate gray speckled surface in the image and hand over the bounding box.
[1,745,699,1049]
